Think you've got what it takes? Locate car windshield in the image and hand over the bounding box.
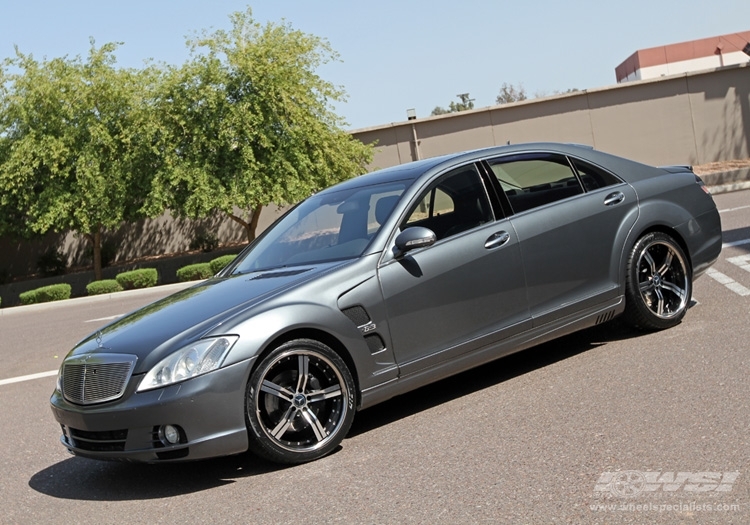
[232,182,407,274]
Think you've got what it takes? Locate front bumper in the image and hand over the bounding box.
[50,357,256,462]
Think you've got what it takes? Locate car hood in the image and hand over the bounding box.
[68,262,345,372]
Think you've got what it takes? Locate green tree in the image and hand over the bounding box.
[496,82,527,105]
[150,8,373,242]
[431,93,475,116]
[0,42,163,280]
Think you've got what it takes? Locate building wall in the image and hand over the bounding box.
[353,64,750,169]
[625,51,748,81]
[615,30,750,82]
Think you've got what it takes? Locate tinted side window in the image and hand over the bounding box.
[488,154,583,213]
[404,165,493,240]
[569,158,622,191]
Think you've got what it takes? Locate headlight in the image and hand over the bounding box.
[137,336,238,392]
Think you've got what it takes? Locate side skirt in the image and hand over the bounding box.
[358,296,625,410]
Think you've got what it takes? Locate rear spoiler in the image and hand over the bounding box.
[659,165,694,174]
[659,165,712,193]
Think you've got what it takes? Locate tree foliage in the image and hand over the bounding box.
[0,7,372,278]
[149,8,373,242]
[496,82,527,105]
[431,93,475,116]
[0,42,163,279]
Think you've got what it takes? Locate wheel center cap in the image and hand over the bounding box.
[652,274,662,287]
[293,393,307,408]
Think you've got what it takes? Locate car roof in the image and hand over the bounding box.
[320,142,646,195]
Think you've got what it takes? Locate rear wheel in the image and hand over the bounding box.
[246,339,356,464]
[623,232,691,330]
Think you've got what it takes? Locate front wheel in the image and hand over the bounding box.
[623,232,692,331]
[246,339,356,464]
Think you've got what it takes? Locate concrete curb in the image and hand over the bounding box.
[701,167,750,194]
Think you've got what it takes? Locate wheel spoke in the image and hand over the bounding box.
[300,407,327,442]
[643,251,657,274]
[296,355,309,393]
[656,250,674,277]
[639,279,653,293]
[653,287,665,315]
[307,384,342,403]
[270,405,296,439]
[661,280,686,300]
[261,380,294,403]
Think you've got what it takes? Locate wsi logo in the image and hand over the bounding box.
[594,471,740,497]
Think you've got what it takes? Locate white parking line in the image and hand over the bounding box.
[723,239,750,248]
[727,255,750,273]
[706,268,750,296]
[85,314,123,323]
[719,204,750,214]
[0,370,57,386]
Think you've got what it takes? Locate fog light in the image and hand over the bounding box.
[159,424,181,445]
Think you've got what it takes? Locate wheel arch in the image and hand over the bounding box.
[623,223,693,277]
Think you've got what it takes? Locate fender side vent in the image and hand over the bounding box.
[364,333,386,354]
[341,305,371,327]
[595,310,615,325]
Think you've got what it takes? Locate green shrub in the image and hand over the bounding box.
[19,283,72,305]
[86,279,124,295]
[37,248,67,277]
[116,268,158,290]
[176,263,213,282]
[210,254,237,274]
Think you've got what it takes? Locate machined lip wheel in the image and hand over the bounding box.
[624,232,692,331]
[247,340,354,462]
[635,238,689,319]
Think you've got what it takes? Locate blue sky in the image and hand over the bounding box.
[1,1,749,130]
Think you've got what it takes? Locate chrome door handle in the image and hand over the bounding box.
[604,191,625,206]
[485,231,510,249]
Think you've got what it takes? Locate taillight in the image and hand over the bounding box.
[694,174,711,194]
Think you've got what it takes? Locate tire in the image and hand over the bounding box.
[245,339,356,464]
[623,232,692,331]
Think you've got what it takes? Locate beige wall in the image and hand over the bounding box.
[353,63,750,169]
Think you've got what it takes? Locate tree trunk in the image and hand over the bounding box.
[227,206,262,243]
[85,227,103,281]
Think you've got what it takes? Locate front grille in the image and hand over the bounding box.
[62,354,137,405]
[64,426,128,452]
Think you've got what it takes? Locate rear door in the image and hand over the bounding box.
[485,152,638,326]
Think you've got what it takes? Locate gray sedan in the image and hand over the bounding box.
[50,142,722,464]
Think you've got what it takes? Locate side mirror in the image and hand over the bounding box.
[394,227,436,257]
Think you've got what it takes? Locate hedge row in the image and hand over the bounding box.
[210,254,237,274]
[176,263,213,282]
[19,283,72,305]
[15,254,237,306]
[115,268,158,290]
[176,254,237,282]
[86,279,124,296]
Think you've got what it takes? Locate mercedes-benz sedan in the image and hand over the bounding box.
[51,143,722,464]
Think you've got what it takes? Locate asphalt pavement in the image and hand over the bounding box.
[0,189,748,524]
